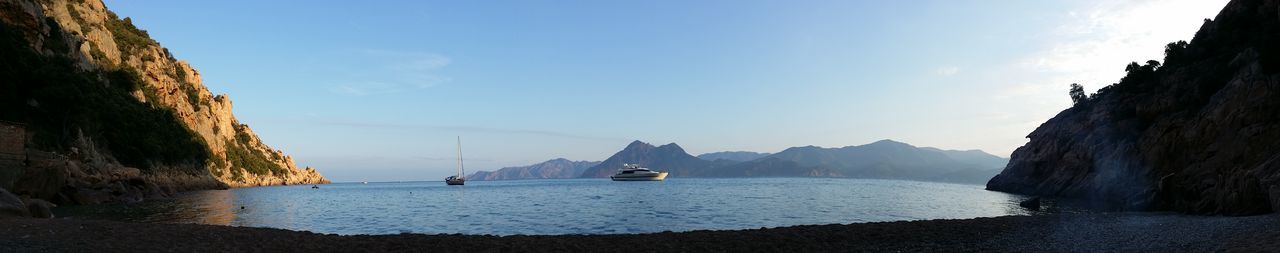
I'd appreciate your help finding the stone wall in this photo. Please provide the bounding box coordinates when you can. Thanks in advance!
[0,122,25,190]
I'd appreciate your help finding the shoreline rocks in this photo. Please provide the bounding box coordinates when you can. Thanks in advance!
[1019,197,1041,211]
[0,188,30,218]
[22,197,53,218]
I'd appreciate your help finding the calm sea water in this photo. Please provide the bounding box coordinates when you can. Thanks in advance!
[55,178,1034,235]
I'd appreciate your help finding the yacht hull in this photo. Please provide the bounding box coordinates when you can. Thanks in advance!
[610,172,668,181]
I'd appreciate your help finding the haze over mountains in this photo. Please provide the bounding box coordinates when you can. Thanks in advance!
[469,139,1008,185]
[467,159,599,181]
[696,151,772,162]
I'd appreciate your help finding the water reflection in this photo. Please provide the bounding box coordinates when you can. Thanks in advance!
[183,190,236,225]
[56,178,1042,235]
[54,189,237,225]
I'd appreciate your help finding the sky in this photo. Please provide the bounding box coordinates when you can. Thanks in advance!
[102,0,1228,182]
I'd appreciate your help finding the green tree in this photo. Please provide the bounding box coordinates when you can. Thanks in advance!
[1164,40,1189,64]
[1069,83,1087,105]
[1125,62,1143,73]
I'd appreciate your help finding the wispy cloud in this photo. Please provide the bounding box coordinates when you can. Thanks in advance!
[991,0,1227,105]
[311,120,628,142]
[327,50,454,96]
[935,66,960,76]
[1019,0,1227,92]
[975,0,1227,155]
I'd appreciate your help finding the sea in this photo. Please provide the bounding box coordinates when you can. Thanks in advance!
[53,178,1036,236]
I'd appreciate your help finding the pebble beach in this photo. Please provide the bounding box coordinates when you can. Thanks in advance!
[2,212,1275,252]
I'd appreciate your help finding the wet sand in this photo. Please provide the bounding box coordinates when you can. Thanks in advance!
[1,213,1275,252]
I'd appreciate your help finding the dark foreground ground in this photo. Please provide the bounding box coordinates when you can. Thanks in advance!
[1,213,1277,252]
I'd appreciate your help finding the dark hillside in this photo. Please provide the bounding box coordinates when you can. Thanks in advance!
[988,0,1280,215]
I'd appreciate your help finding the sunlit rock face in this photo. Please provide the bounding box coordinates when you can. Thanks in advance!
[988,0,1280,215]
[0,0,327,205]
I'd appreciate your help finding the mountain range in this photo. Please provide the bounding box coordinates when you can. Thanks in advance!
[701,140,1005,184]
[468,159,599,181]
[696,151,772,162]
[471,139,1007,185]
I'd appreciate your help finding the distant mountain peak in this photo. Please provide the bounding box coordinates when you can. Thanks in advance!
[579,140,710,178]
[625,140,654,149]
[656,142,686,152]
[867,139,912,147]
[779,145,823,153]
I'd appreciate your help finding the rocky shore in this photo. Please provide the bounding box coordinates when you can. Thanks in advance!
[1,213,1275,252]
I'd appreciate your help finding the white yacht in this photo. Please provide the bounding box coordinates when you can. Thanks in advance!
[610,164,668,181]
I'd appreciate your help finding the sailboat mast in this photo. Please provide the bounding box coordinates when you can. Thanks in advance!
[455,136,464,178]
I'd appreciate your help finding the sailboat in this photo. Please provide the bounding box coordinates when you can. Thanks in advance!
[445,136,466,185]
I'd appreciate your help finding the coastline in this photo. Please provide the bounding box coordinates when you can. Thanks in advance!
[3,213,1275,252]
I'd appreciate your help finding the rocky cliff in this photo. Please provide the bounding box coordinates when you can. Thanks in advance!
[987,0,1280,215]
[0,0,327,206]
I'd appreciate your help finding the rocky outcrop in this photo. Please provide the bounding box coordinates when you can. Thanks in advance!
[468,158,600,181]
[987,0,1280,215]
[0,0,327,206]
[0,188,30,218]
[0,187,56,218]
[39,0,327,187]
[23,197,54,218]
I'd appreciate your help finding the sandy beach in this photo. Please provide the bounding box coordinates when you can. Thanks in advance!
[1,213,1275,252]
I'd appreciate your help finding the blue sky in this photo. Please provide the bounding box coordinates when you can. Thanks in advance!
[103,0,1227,182]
